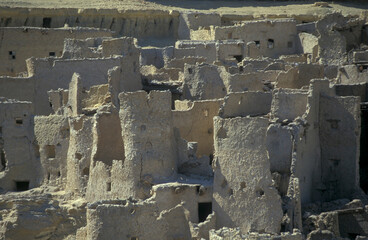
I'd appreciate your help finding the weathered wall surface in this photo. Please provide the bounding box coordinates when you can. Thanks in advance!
[119,91,177,199]
[0,100,40,191]
[213,19,298,58]
[0,27,113,76]
[213,116,283,234]
[319,95,361,201]
[34,115,70,186]
[85,200,191,240]
[173,99,223,157]
[0,8,180,41]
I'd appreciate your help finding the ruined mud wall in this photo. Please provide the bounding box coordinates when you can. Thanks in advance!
[0,8,179,41]
[0,27,113,76]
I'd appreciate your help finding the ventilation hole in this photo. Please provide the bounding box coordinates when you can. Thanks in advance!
[198,202,212,223]
[15,181,29,191]
[131,237,138,240]
[107,182,111,191]
[188,68,193,74]
[57,171,61,177]
[47,172,50,180]
[49,52,55,57]
[287,41,293,48]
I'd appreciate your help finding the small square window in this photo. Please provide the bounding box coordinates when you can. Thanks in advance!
[8,51,16,60]
[254,40,260,48]
[267,39,274,49]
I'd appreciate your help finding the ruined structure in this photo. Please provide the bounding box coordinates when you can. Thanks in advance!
[1,1,368,239]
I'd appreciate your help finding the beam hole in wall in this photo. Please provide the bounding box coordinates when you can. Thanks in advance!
[107,182,111,191]
[15,118,23,125]
[15,181,29,191]
[42,17,52,28]
[360,102,368,193]
[45,145,56,158]
[267,39,274,49]
[57,171,61,177]
[8,51,16,60]
[188,68,193,74]
[1,149,6,171]
[198,202,212,223]
[49,52,55,57]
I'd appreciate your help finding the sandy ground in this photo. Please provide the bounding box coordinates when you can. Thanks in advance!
[0,0,367,17]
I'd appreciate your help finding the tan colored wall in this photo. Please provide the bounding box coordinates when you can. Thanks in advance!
[213,116,283,233]
[214,19,298,58]
[173,99,223,157]
[0,27,113,76]
[0,100,40,191]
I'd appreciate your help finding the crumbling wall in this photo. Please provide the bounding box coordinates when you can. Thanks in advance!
[85,106,125,201]
[173,99,223,157]
[219,91,272,118]
[213,116,283,234]
[34,115,69,187]
[182,63,228,100]
[119,91,177,199]
[213,19,298,58]
[0,99,40,191]
[0,27,113,76]
[85,199,191,240]
[319,94,361,201]
[66,115,94,194]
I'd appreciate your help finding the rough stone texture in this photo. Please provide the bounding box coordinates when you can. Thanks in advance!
[213,116,283,234]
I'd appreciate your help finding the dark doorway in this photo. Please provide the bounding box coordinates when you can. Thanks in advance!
[15,181,29,191]
[42,17,52,28]
[198,202,212,222]
[360,102,368,193]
